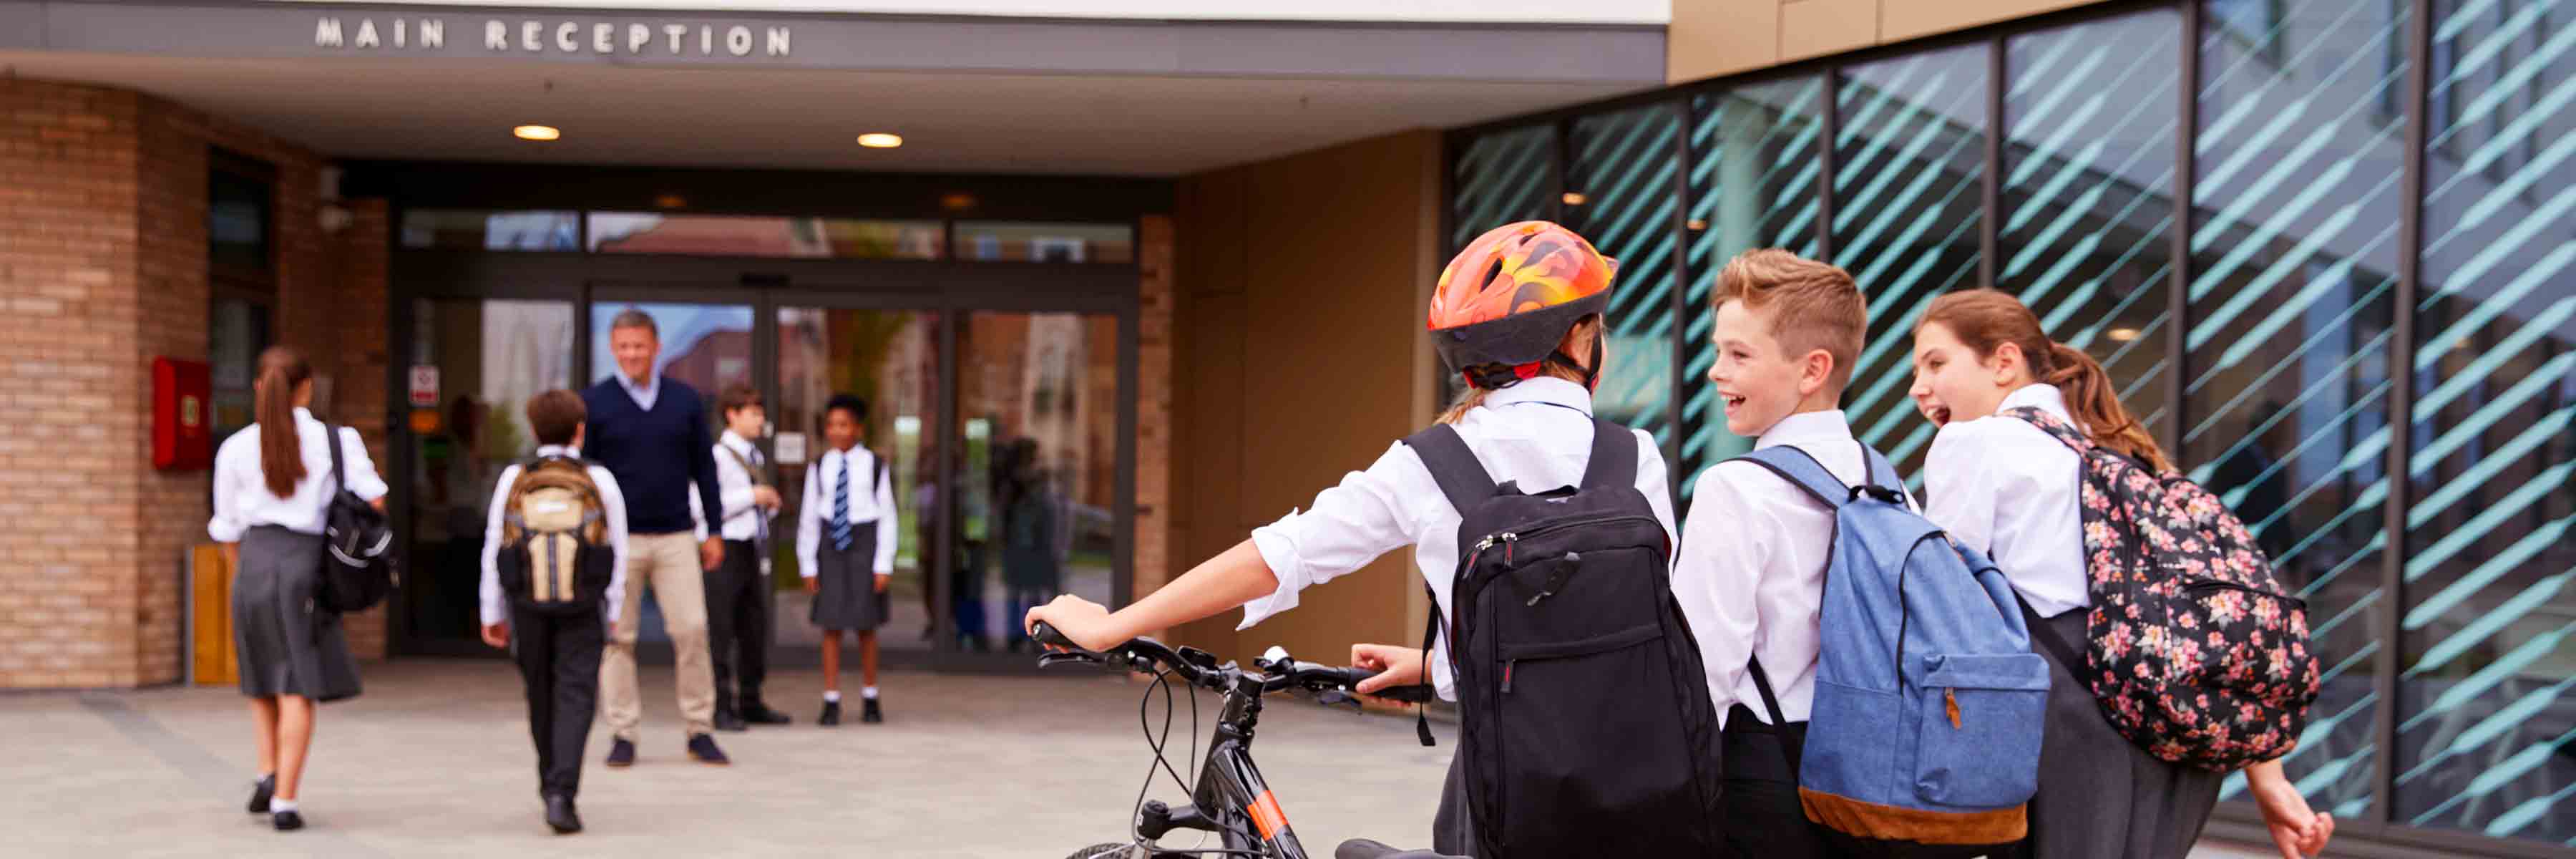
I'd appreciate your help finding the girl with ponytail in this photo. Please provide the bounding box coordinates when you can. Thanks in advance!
[208,345,386,833]
[1906,290,2330,859]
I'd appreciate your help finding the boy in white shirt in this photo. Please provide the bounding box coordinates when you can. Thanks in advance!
[796,394,899,725]
[478,389,629,835]
[1672,249,1873,859]
[697,384,791,730]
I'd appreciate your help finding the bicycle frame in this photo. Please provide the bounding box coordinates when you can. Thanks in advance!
[1141,671,1309,858]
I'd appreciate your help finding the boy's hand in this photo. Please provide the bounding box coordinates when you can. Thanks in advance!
[1350,644,1427,695]
[752,486,783,510]
[700,538,724,571]
[803,577,819,596]
[1024,595,1118,651]
[874,573,891,594]
[479,623,509,649]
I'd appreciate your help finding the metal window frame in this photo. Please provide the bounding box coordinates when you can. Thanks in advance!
[1441,0,2572,853]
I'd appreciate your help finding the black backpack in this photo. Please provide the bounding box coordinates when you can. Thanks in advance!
[317,421,395,613]
[1404,417,1724,858]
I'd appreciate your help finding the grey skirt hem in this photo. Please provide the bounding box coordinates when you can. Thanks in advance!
[809,533,889,632]
[233,526,363,702]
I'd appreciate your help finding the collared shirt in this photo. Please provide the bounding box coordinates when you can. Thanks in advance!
[1673,409,1917,729]
[1923,383,2089,618]
[690,431,773,543]
[796,445,899,577]
[1240,377,1679,702]
[616,370,660,412]
[208,407,389,542]
[479,445,630,626]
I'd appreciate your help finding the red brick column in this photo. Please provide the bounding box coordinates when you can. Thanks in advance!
[1134,215,1175,600]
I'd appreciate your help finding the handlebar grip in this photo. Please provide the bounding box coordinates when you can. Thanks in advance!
[1030,621,1080,651]
[1367,683,1439,704]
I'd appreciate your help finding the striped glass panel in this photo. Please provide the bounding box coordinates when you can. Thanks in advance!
[1679,77,1830,488]
[1450,125,1559,251]
[2191,0,2409,818]
[1994,9,2184,479]
[1835,44,1991,477]
[1568,104,1683,452]
[2396,0,2576,843]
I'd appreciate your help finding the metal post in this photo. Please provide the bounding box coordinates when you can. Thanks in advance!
[2375,0,2435,828]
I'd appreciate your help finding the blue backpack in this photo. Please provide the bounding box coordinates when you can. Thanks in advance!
[1732,444,2048,858]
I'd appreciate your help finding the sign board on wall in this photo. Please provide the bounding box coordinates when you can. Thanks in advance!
[408,365,440,407]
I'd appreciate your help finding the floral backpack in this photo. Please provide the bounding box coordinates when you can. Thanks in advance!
[2005,407,2321,771]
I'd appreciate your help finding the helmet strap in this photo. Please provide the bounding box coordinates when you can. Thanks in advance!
[1546,336,1604,392]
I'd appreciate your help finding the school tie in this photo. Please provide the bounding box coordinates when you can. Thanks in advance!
[829,457,853,551]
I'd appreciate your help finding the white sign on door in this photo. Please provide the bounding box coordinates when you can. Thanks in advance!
[407,365,440,407]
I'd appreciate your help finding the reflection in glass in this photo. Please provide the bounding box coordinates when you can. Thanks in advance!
[587,302,753,645]
[1445,125,1563,412]
[955,313,1121,652]
[2190,0,2409,819]
[1833,44,1991,478]
[773,309,939,651]
[2395,0,2576,843]
[587,213,942,259]
[400,299,573,645]
[399,210,580,251]
[954,222,1135,263]
[1568,103,1681,455]
[1682,77,1828,484]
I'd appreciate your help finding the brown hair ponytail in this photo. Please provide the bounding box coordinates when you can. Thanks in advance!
[253,346,313,498]
[1438,316,1605,424]
[1919,290,2174,473]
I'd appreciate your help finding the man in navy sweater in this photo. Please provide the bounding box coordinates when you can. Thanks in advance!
[583,309,731,767]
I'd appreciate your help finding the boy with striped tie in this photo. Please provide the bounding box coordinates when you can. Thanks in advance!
[796,394,898,725]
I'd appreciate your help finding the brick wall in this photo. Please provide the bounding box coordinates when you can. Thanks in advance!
[1133,215,1174,599]
[0,78,388,688]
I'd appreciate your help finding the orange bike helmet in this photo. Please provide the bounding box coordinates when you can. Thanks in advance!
[1429,221,1617,389]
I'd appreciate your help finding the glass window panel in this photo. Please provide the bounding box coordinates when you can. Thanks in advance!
[2190,0,2410,820]
[1681,77,1830,486]
[399,209,579,251]
[2396,0,2576,843]
[590,302,755,396]
[773,309,940,651]
[954,312,1123,651]
[1567,103,1682,454]
[1999,10,2185,464]
[399,299,573,646]
[953,222,1133,263]
[1441,124,1564,409]
[209,168,271,273]
[208,298,269,446]
[586,213,942,259]
[1834,44,1991,477]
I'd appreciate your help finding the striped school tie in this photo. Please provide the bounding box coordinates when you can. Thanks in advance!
[828,457,853,551]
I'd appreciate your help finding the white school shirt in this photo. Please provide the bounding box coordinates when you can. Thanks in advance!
[796,445,899,578]
[478,445,630,626]
[1922,383,2089,618]
[616,370,659,412]
[1674,410,1917,729]
[1241,377,1679,702]
[208,407,389,542]
[690,431,773,543]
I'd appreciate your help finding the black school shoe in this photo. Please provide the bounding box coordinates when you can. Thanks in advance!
[272,810,304,832]
[246,775,275,814]
[686,733,731,766]
[862,697,884,724]
[741,698,792,725]
[545,794,583,835]
[603,738,635,768]
[818,699,841,727]
[713,706,748,733]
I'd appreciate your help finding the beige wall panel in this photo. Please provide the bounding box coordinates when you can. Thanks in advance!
[1881,0,2107,43]
[1780,0,1881,62]
[1667,0,1783,83]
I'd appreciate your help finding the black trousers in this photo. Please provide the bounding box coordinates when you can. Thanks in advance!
[705,539,771,709]
[1722,704,1838,859]
[510,604,602,799]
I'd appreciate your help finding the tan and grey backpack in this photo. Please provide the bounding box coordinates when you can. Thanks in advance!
[496,455,615,615]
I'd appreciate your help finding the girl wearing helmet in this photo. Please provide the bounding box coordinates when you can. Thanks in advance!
[1026,221,1678,855]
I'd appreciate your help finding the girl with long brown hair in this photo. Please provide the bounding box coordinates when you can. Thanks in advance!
[207,346,386,832]
[1907,289,2331,859]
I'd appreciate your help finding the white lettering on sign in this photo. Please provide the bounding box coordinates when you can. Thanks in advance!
[318,17,793,57]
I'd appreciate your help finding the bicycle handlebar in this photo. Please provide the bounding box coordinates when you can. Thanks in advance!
[1030,622,1436,704]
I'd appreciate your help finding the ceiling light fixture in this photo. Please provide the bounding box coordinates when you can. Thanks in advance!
[1561,192,1588,205]
[513,125,560,141]
[2107,327,2142,342]
[857,132,904,149]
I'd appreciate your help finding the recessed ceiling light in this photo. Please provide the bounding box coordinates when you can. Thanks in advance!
[1685,218,1709,231]
[513,125,560,141]
[940,193,977,211]
[653,194,687,209]
[857,132,904,149]
[2107,327,2142,342]
[1562,192,1589,205]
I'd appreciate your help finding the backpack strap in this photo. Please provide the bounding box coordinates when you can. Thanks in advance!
[1860,443,1903,494]
[1400,424,1500,515]
[1578,418,1639,490]
[322,420,348,500]
[2001,405,2093,453]
[1727,446,1850,509]
[1745,656,1801,776]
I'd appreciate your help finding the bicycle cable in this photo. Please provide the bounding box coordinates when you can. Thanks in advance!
[1129,668,1268,856]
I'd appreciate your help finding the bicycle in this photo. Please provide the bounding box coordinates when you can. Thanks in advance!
[1029,622,1464,859]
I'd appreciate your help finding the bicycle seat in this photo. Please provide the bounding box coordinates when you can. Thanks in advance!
[1334,838,1468,859]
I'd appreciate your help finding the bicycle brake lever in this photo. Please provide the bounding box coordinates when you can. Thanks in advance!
[1315,689,1366,712]
[1038,651,1105,669]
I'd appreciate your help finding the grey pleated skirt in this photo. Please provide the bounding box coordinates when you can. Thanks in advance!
[2015,607,2221,859]
[809,530,887,632]
[232,526,362,702]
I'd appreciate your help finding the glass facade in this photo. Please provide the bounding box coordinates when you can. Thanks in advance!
[1445,0,2575,849]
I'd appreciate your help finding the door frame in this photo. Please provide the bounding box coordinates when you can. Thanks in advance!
[389,251,1141,673]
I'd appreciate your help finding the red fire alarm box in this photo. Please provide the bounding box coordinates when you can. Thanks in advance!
[154,357,213,471]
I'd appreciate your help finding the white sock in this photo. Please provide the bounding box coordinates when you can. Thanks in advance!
[270,799,298,814]
[824,690,841,703]
[861,686,879,700]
